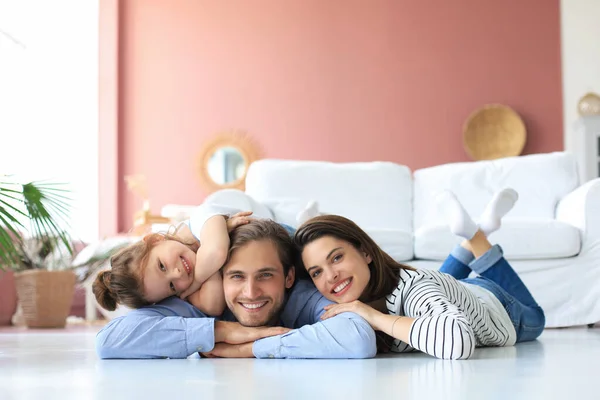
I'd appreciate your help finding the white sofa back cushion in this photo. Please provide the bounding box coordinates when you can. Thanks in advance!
[245,159,414,260]
[413,152,581,260]
[415,220,581,264]
[414,152,580,229]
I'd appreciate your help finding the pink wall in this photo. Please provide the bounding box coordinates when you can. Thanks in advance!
[101,0,562,234]
[98,0,119,238]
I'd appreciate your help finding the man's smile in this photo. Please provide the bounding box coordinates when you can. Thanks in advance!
[239,301,268,311]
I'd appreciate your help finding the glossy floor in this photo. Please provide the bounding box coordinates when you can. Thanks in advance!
[0,325,598,400]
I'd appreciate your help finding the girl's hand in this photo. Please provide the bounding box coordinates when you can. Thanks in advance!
[321,300,380,325]
[226,211,253,232]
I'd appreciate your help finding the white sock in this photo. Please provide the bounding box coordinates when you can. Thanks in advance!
[436,190,479,240]
[296,200,320,225]
[478,188,519,236]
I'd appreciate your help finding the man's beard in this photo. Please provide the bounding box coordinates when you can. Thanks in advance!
[230,295,286,327]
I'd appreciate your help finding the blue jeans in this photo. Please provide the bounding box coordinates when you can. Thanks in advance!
[439,245,545,343]
[280,223,296,237]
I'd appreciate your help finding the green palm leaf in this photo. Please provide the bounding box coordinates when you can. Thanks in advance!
[0,180,72,269]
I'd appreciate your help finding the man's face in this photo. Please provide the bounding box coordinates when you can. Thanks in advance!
[222,240,295,327]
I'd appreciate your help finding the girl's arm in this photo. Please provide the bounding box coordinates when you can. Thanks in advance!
[179,210,251,299]
[186,272,226,317]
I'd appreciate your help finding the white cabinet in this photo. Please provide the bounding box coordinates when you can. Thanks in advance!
[573,116,600,183]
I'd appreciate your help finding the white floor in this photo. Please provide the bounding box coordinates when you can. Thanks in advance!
[0,325,598,400]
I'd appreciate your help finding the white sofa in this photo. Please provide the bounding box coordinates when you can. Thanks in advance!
[205,152,600,328]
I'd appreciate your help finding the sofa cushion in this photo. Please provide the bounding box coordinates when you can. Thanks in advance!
[414,219,581,262]
[246,159,413,230]
[246,159,415,259]
[413,152,580,233]
[367,229,414,262]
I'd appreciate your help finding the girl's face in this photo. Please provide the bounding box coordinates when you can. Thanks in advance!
[300,236,372,304]
[142,239,196,303]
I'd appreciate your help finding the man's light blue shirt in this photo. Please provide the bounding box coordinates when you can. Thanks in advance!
[96,280,377,359]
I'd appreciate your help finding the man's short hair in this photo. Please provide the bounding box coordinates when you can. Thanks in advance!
[227,219,296,275]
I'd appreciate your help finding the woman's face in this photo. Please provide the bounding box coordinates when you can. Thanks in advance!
[142,239,196,303]
[300,236,371,304]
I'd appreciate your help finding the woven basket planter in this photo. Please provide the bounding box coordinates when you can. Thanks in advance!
[0,270,17,326]
[463,104,526,161]
[14,270,76,328]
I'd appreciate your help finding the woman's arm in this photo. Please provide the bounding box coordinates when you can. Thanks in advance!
[186,272,226,317]
[321,284,476,360]
[320,301,415,344]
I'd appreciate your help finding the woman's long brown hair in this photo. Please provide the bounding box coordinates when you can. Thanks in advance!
[293,215,414,302]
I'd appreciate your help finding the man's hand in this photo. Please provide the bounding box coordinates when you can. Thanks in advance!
[226,211,253,233]
[214,321,290,344]
[201,342,254,358]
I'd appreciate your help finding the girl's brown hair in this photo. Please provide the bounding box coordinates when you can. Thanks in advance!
[92,232,196,311]
[293,215,414,302]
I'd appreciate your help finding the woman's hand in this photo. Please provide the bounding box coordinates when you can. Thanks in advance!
[226,211,253,232]
[321,300,381,326]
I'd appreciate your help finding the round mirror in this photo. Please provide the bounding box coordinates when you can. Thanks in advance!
[207,146,246,185]
[197,131,261,193]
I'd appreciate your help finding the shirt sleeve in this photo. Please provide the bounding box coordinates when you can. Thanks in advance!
[402,277,476,360]
[95,299,216,359]
[187,204,239,240]
[252,281,377,359]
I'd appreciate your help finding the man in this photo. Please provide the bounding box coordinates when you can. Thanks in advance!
[96,219,377,359]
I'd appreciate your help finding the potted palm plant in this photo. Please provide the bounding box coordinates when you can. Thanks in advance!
[0,177,75,328]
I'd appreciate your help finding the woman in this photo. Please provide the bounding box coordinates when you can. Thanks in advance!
[293,189,545,360]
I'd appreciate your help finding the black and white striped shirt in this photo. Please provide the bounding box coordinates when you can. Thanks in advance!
[386,268,516,360]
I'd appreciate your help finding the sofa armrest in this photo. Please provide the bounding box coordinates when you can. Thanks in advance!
[556,178,600,242]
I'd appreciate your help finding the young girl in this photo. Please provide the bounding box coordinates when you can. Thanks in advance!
[294,189,545,360]
[93,207,254,315]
